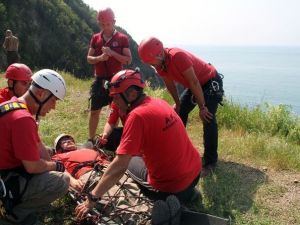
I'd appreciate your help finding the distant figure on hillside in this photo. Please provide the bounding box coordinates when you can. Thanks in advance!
[2,30,20,67]
[85,7,132,147]
[138,37,224,176]
[0,63,32,104]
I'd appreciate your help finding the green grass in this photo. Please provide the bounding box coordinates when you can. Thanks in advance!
[1,72,300,224]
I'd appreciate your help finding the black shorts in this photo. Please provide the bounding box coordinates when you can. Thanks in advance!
[90,77,112,111]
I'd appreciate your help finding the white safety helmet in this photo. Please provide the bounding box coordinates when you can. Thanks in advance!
[32,69,66,100]
[54,133,75,151]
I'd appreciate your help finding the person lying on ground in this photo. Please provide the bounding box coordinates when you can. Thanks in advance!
[52,134,152,223]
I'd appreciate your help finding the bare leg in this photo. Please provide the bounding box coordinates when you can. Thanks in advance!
[89,109,101,140]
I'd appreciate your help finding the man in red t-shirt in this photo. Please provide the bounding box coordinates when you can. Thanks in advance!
[0,69,69,224]
[86,7,132,146]
[0,63,32,104]
[75,69,201,219]
[138,37,224,174]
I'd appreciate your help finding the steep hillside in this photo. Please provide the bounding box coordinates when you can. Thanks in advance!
[0,0,161,85]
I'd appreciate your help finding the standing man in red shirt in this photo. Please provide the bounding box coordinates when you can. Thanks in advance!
[75,69,201,219]
[0,63,32,104]
[86,7,132,146]
[0,69,69,225]
[138,37,224,174]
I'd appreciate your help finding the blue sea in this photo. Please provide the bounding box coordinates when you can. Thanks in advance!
[180,45,300,115]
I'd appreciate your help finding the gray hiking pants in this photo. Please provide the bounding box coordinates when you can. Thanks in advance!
[1,171,69,225]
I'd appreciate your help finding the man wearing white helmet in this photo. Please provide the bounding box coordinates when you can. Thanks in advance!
[0,69,69,225]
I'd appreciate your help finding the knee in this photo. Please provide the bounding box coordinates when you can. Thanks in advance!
[53,172,70,196]
[60,173,70,194]
[90,109,101,117]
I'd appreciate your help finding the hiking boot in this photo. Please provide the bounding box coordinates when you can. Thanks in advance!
[151,200,170,225]
[189,188,201,203]
[22,213,39,225]
[166,195,181,225]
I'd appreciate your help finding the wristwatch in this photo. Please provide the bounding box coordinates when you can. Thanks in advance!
[87,192,101,202]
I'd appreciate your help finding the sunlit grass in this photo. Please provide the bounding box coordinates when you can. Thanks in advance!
[1,71,300,225]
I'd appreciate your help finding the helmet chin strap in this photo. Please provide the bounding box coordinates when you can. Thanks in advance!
[8,80,18,97]
[120,92,145,112]
[155,54,167,71]
[29,90,53,121]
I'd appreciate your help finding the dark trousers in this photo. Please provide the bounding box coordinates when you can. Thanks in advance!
[6,51,19,67]
[127,156,200,204]
[104,127,123,152]
[179,73,224,166]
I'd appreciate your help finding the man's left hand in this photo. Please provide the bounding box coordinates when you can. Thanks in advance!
[199,106,213,123]
[102,47,114,57]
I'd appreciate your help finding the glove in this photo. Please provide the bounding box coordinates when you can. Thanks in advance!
[55,161,65,172]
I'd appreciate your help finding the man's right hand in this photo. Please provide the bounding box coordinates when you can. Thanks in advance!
[97,134,108,147]
[98,53,109,62]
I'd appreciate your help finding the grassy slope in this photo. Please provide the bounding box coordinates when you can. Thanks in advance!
[1,72,299,225]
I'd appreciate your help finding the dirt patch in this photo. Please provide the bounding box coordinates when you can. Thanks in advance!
[256,168,300,224]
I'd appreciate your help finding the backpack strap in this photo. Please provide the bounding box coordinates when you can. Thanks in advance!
[0,102,27,117]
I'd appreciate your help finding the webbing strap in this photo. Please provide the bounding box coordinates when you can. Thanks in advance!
[0,102,27,117]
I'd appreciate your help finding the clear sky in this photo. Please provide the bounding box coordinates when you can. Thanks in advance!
[83,0,300,46]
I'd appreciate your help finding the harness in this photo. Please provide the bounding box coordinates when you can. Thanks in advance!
[0,102,27,117]
[201,72,225,105]
[0,168,33,220]
[70,160,100,178]
[0,102,32,220]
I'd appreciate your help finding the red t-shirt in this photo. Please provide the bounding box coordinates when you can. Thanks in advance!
[0,87,13,104]
[107,102,127,126]
[117,97,201,193]
[0,98,40,169]
[52,149,110,179]
[156,48,217,87]
[90,31,129,78]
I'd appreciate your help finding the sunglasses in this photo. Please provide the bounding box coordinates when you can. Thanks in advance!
[104,68,141,90]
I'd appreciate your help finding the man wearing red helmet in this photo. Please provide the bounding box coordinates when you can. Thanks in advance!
[86,7,132,146]
[138,37,224,175]
[75,69,201,219]
[0,63,32,104]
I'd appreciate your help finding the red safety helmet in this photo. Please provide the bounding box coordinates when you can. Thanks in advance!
[5,63,32,81]
[138,37,164,64]
[108,69,145,96]
[97,7,115,22]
